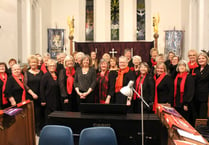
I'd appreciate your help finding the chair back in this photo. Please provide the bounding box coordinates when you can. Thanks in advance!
[39,125,74,145]
[79,127,118,145]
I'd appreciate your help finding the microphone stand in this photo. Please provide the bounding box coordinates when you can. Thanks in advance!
[120,80,150,145]
[132,84,149,145]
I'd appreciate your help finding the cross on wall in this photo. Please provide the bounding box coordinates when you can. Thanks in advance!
[109,48,117,57]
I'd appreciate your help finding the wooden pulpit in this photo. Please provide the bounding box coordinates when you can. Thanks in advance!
[0,100,36,145]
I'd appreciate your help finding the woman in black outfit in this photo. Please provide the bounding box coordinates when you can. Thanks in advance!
[153,62,173,113]
[168,55,179,79]
[59,55,76,111]
[110,56,135,107]
[195,52,209,119]
[133,62,155,113]
[95,59,111,104]
[173,60,194,122]
[40,59,60,123]
[24,55,43,135]
[5,64,26,106]
[74,55,96,110]
[132,55,142,78]
[0,62,9,109]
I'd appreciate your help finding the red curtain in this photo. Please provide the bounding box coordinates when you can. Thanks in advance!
[75,41,154,62]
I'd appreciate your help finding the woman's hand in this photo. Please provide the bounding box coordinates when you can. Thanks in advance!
[183,105,188,111]
[64,99,69,104]
[32,93,38,100]
[105,95,111,104]
[9,97,16,106]
[41,102,46,106]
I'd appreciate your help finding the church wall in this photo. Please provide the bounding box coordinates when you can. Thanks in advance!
[181,0,190,59]
[0,0,18,64]
[148,0,182,55]
[40,0,52,55]
[50,0,85,54]
[1,0,208,63]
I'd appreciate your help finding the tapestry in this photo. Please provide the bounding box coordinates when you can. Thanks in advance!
[165,30,184,56]
[47,29,65,59]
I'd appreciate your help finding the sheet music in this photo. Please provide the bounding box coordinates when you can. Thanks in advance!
[176,128,207,144]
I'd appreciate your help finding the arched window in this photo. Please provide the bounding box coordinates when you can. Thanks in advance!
[85,0,94,41]
[137,0,145,40]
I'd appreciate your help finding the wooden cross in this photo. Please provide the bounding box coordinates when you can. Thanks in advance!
[109,48,117,57]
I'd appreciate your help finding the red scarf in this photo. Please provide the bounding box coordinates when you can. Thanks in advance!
[41,63,47,74]
[51,73,57,80]
[66,67,75,95]
[0,73,8,104]
[129,67,134,71]
[151,58,157,66]
[188,61,198,76]
[174,72,188,107]
[133,74,147,100]
[153,73,166,113]
[12,74,26,102]
[115,67,129,92]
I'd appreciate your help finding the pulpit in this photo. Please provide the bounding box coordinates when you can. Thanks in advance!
[157,104,209,145]
[75,41,154,62]
[0,100,36,145]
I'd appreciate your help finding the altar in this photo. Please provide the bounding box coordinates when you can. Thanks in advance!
[75,41,154,62]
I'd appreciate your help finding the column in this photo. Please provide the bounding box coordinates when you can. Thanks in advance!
[197,0,205,52]
[94,0,111,41]
[120,0,136,41]
[21,0,32,63]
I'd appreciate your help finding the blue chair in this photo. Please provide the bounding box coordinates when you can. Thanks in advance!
[79,127,118,145]
[39,125,74,145]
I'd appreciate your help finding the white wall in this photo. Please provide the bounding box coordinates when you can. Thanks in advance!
[50,0,85,54]
[40,0,52,55]
[0,0,18,64]
[1,0,208,63]
[148,0,182,54]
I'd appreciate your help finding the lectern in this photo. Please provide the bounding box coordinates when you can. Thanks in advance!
[0,100,36,145]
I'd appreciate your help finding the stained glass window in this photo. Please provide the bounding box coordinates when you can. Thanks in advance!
[111,0,119,40]
[86,0,94,41]
[137,0,145,40]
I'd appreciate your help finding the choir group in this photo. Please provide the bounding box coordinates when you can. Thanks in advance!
[0,48,209,135]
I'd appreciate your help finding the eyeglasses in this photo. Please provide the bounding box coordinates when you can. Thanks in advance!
[188,54,196,57]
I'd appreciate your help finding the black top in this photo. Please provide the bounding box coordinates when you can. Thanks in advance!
[165,60,172,71]
[24,71,43,101]
[128,59,134,68]
[56,63,64,76]
[140,74,155,104]
[74,67,96,92]
[5,76,24,104]
[168,64,178,79]
[174,74,194,107]
[156,75,173,104]
[0,79,4,108]
[108,70,118,98]
[40,72,60,110]
[195,64,209,102]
